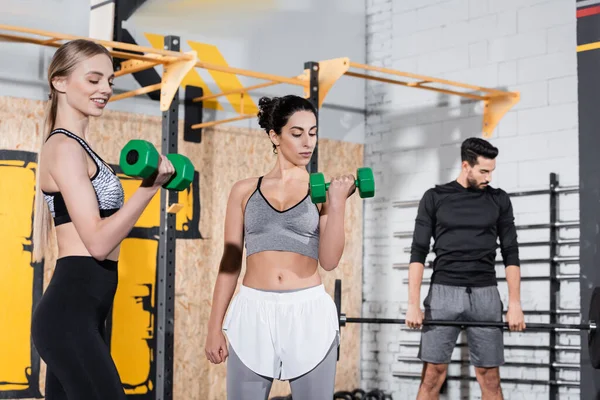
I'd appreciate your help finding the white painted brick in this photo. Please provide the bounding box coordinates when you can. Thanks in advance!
[417,45,470,76]
[490,159,519,190]
[365,0,579,394]
[517,104,578,136]
[392,10,418,36]
[367,10,391,25]
[517,0,576,34]
[496,10,519,37]
[488,30,547,63]
[469,41,488,67]
[512,80,548,110]
[489,0,556,13]
[498,60,518,86]
[442,63,499,88]
[367,0,392,14]
[549,75,577,105]
[366,17,392,34]
[442,14,497,47]
[547,22,576,53]
[469,0,490,18]
[367,0,391,7]
[392,28,442,58]
[416,0,469,31]
[497,111,518,138]
[517,156,578,189]
[519,51,576,84]
[393,0,447,13]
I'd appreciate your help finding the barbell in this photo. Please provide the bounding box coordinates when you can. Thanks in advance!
[333,279,600,369]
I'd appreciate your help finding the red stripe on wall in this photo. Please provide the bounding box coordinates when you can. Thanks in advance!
[578,5,600,18]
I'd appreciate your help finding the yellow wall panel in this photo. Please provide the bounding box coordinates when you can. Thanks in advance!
[0,155,41,398]
[111,237,158,395]
[120,177,161,229]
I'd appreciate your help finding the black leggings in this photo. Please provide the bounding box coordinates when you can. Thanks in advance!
[31,256,126,400]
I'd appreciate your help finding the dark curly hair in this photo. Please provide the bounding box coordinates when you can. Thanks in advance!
[461,137,499,166]
[257,95,317,153]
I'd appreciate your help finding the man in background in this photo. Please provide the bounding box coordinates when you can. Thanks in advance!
[406,137,525,400]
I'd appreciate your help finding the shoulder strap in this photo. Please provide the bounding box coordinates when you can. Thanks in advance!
[257,176,263,189]
[46,128,103,168]
[46,129,92,153]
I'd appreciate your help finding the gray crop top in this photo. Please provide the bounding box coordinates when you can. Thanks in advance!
[42,128,125,226]
[244,176,320,260]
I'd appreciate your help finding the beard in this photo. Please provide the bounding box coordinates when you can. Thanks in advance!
[467,176,486,190]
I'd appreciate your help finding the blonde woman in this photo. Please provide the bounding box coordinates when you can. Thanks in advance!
[30,39,173,399]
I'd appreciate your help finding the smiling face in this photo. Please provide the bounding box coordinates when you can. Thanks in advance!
[51,53,114,118]
[269,110,317,167]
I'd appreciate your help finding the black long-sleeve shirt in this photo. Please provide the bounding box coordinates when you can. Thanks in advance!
[410,180,520,287]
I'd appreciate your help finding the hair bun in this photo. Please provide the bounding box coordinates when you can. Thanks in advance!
[257,96,279,132]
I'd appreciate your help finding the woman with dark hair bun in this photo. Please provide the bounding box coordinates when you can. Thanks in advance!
[205,94,356,399]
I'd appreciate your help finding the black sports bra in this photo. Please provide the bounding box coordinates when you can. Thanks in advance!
[42,129,125,226]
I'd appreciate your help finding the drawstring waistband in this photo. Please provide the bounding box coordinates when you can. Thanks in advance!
[466,287,472,307]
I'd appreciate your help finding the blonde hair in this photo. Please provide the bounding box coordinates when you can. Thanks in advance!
[32,39,112,262]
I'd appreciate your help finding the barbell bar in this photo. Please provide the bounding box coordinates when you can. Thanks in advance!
[334,279,600,369]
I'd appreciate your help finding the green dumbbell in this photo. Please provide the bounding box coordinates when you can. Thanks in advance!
[163,153,194,191]
[309,167,375,204]
[119,139,194,192]
[119,139,160,179]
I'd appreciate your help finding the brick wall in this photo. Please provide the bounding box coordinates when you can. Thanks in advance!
[362,0,580,398]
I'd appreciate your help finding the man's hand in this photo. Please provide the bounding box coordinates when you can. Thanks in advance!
[406,304,424,329]
[506,302,526,331]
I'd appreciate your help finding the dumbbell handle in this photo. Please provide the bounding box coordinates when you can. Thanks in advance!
[324,179,359,190]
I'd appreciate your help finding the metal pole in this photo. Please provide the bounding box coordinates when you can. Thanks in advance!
[549,172,559,400]
[304,61,319,174]
[155,34,179,400]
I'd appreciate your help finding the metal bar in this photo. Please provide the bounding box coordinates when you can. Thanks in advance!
[341,315,593,331]
[114,60,162,78]
[392,309,581,317]
[305,61,319,174]
[398,341,581,352]
[109,82,162,102]
[190,114,255,130]
[516,221,579,230]
[192,80,282,102]
[392,373,580,387]
[344,71,487,101]
[0,24,185,59]
[0,24,308,90]
[334,279,341,362]
[155,35,178,400]
[348,61,509,95]
[396,357,581,369]
[549,173,559,400]
[195,60,306,87]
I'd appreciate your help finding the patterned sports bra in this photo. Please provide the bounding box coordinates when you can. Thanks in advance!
[42,129,125,226]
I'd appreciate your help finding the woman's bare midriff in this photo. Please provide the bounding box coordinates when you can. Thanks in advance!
[242,251,322,291]
[55,223,120,262]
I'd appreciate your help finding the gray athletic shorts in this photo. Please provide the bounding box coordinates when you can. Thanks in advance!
[418,284,505,368]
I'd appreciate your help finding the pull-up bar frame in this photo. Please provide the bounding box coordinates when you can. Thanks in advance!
[0,24,519,139]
